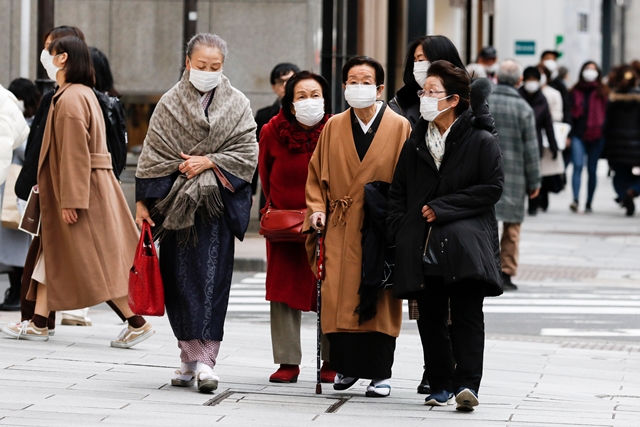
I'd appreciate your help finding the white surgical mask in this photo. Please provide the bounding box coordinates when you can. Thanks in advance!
[16,100,25,114]
[543,60,558,80]
[293,98,325,127]
[420,94,452,122]
[582,68,599,83]
[413,61,430,88]
[524,81,540,94]
[485,63,499,75]
[539,73,548,87]
[189,66,223,92]
[344,84,378,109]
[40,49,60,81]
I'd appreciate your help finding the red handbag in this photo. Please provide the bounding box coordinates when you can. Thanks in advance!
[259,199,306,242]
[128,221,165,316]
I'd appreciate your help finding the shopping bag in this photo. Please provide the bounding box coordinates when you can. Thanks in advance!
[128,221,165,316]
[1,164,22,229]
[18,185,41,236]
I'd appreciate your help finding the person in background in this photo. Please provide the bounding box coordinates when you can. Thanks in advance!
[568,61,608,213]
[488,60,540,291]
[518,67,558,216]
[0,79,30,311]
[136,33,257,393]
[56,46,127,328]
[0,79,40,312]
[305,56,411,398]
[252,63,300,209]
[1,36,154,347]
[540,50,570,123]
[603,65,640,216]
[259,71,335,384]
[388,59,503,412]
[14,25,86,333]
[475,46,498,83]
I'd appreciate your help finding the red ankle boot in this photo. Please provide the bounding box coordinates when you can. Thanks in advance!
[320,361,337,383]
[269,364,300,383]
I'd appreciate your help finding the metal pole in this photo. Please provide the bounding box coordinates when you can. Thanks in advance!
[20,0,31,78]
[465,0,472,64]
[601,0,613,75]
[182,0,198,70]
[36,0,54,93]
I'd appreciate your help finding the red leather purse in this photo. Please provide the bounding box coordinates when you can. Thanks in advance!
[128,221,165,316]
[259,199,306,242]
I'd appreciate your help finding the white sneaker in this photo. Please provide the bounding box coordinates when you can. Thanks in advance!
[60,308,92,326]
[110,322,155,348]
[196,361,219,393]
[1,320,49,341]
[171,361,196,387]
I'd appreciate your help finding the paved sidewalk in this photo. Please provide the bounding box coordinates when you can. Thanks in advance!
[2,166,640,426]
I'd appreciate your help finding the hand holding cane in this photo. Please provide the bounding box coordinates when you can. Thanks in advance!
[315,218,324,394]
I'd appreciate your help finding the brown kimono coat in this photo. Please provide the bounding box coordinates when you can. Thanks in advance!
[29,82,138,311]
[305,106,411,336]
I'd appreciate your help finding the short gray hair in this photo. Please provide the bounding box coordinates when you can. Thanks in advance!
[186,33,228,61]
[497,59,523,86]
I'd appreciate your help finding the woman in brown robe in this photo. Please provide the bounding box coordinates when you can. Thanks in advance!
[305,56,411,397]
[1,36,153,348]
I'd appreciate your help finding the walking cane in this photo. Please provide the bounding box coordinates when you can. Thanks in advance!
[315,221,325,395]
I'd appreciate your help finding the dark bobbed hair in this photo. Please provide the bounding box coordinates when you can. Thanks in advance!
[90,47,119,97]
[523,66,541,81]
[270,63,301,85]
[426,60,470,116]
[613,64,638,93]
[342,56,384,85]
[8,78,41,118]
[49,36,95,88]
[401,36,467,91]
[574,60,608,97]
[43,26,85,45]
[281,71,331,123]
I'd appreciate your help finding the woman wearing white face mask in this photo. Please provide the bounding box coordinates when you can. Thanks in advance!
[388,60,503,411]
[518,66,558,215]
[568,61,608,213]
[257,71,335,384]
[136,33,258,393]
[305,56,411,397]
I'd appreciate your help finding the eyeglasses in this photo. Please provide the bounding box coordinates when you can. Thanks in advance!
[417,89,446,98]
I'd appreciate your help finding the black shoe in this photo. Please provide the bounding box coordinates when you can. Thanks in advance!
[569,201,578,212]
[0,288,20,311]
[417,369,431,394]
[623,194,635,216]
[501,272,518,291]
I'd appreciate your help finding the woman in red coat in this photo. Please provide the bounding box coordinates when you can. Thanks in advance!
[259,71,335,383]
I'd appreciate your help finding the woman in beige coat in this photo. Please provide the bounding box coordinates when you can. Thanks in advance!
[1,36,154,347]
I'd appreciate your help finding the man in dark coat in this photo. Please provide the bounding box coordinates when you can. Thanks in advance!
[488,60,541,291]
[251,63,299,204]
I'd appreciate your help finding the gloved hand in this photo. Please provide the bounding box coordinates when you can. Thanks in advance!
[310,212,326,230]
[551,148,558,160]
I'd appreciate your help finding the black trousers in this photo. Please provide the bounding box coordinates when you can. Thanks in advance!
[415,280,485,393]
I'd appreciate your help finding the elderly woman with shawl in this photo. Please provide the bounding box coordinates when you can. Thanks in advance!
[135,33,257,394]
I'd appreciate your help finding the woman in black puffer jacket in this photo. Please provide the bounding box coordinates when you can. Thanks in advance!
[387,60,503,412]
[603,65,640,216]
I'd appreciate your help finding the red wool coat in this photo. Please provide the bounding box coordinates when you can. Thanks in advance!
[259,110,329,312]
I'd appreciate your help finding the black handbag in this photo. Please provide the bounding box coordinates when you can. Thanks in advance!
[422,225,442,276]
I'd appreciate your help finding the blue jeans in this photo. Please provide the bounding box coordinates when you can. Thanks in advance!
[571,137,604,205]
[612,165,640,199]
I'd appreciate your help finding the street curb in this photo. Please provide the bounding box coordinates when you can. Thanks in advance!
[233,257,266,272]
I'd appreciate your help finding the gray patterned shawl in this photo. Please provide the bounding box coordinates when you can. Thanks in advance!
[136,71,258,233]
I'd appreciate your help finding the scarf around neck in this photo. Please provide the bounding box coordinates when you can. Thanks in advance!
[571,81,607,141]
[272,109,328,153]
[136,70,258,235]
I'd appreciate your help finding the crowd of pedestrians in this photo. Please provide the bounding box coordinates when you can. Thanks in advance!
[1,24,640,414]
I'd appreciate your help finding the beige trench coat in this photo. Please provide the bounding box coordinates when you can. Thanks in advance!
[304,106,411,336]
[28,83,138,311]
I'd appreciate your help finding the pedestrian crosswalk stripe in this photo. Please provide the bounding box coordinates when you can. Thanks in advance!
[540,329,640,337]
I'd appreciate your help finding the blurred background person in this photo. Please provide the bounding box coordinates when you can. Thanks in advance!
[540,50,570,123]
[518,66,558,216]
[0,80,31,311]
[259,71,335,384]
[488,60,540,292]
[568,61,608,213]
[603,65,640,216]
[475,46,498,83]
[252,63,299,210]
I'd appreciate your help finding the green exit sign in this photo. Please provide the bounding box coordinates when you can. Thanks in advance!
[515,40,536,55]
